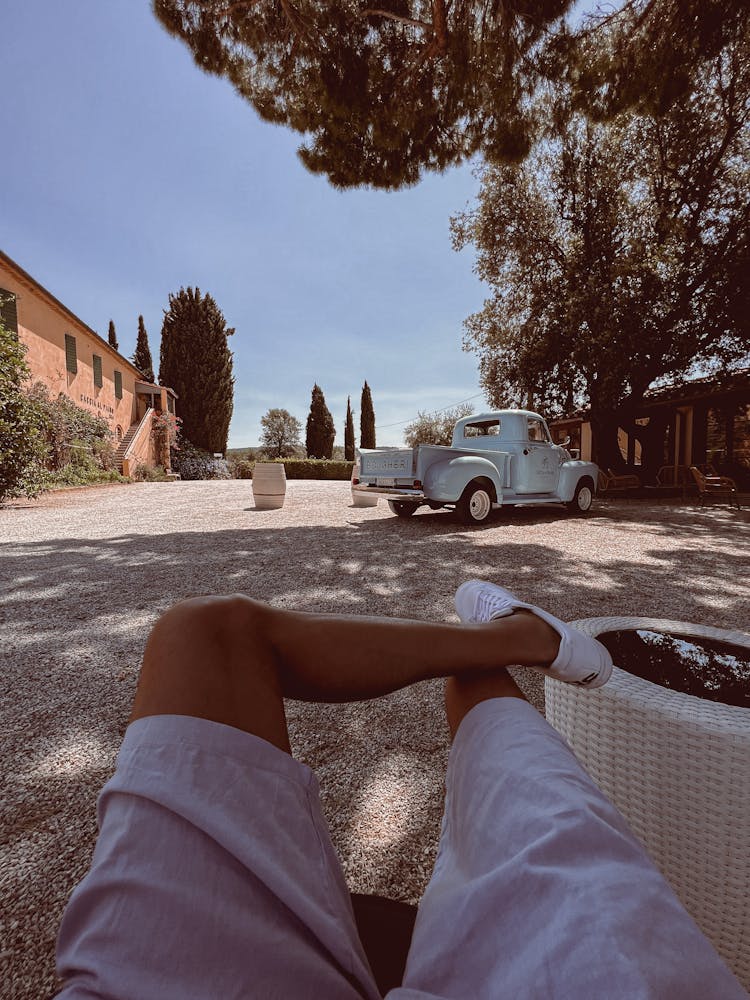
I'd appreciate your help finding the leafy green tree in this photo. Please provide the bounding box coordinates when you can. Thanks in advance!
[344,396,355,462]
[132,315,155,382]
[0,322,49,503]
[305,384,335,458]
[151,0,748,190]
[360,381,376,449]
[159,288,235,454]
[108,320,119,351]
[261,407,302,458]
[404,403,474,447]
[452,43,750,471]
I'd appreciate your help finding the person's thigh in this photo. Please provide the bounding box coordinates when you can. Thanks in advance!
[57,715,380,1000]
[391,698,746,1000]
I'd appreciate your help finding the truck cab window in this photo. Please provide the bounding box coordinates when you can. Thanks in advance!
[464,420,500,438]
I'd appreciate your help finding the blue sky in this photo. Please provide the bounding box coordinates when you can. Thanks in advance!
[2,1,488,448]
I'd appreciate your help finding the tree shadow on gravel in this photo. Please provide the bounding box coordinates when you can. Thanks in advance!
[2,512,749,999]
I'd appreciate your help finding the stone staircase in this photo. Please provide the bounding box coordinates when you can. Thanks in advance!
[114,423,141,473]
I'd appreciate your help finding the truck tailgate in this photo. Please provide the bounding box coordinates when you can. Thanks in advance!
[359,449,415,481]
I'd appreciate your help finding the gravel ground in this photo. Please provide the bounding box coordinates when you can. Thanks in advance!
[2,480,749,998]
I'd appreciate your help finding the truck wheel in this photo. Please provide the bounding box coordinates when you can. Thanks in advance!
[567,478,594,514]
[457,483,494,524]
[388,500,416,517]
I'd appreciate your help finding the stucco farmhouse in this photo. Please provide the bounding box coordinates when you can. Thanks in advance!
[0,249,176,475]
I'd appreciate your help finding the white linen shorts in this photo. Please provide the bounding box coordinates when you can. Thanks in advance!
[56,699,746,999]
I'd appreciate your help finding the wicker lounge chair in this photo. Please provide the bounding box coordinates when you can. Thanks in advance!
[689,466,741,509]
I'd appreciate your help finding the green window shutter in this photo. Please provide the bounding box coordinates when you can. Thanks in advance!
[93,354,103,387]
[65,334,78,374]
[114,370,123,399]
[0,287,18,337]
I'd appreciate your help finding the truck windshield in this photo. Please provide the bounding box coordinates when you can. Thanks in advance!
[464,420,500,437]
[527,418,551,442]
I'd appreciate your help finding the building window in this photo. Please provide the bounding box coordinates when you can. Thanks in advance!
[0,287,18,337]
[114,370,123,399]
[65,333,78,374]
[93,354,103,388]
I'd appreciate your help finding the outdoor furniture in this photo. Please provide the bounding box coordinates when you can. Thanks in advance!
[598,468,641,492]
[655,464,691,487]
[689,466,741,509]
[545,617,750,991]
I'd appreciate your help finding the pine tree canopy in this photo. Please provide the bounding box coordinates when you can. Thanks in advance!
[151,0,748,189]
[132,316,155,383]
[360,381,376,448]
[344,396,355,462]
[108,320,119,351]
[305,383,335,458]
[159,287,235,454]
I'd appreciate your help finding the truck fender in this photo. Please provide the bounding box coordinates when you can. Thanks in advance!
[557,462,599,501]
[424,455,504,504]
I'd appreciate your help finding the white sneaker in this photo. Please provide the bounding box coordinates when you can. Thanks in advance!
[454,580,613,688]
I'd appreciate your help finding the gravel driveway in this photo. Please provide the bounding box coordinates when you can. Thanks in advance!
[2,480,749,998]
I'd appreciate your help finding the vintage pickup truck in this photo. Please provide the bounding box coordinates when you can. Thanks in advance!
[352,409,599,524]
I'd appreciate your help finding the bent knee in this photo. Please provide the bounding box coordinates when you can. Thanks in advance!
[147,594,271,658]
[133,595,288,748]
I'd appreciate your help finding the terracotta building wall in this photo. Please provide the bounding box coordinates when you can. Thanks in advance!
[0,258,139,439]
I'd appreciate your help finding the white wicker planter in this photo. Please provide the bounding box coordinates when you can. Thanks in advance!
[545,617,750,991]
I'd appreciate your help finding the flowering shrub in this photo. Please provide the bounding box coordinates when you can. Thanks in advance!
[152,410,181,448]
[27,382,113,470]
[151,410,182,468]
[170,438,230,480]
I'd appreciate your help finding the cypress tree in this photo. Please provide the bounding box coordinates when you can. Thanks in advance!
[360,381,376,449]
[344,396,355,462]
[108,320,119,351]
[305,384,335,459]
[132,315,155,382]
[159,287,235,454]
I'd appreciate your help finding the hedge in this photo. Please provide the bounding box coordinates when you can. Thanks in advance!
[248,459,354,481]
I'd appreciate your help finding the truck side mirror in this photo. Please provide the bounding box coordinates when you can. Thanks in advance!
[561,435,571,447]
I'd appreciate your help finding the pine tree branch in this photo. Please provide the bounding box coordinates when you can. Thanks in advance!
[194,0,258,20]
[360,9,434,33]
[432,0,448,54]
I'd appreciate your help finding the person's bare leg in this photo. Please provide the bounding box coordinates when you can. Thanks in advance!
[444,667,528,741]
[130,595,558,752]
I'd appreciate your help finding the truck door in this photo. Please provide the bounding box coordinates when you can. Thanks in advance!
[515,417,562,493]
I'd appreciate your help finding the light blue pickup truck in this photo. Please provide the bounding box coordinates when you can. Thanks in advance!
[352,409,599,524]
